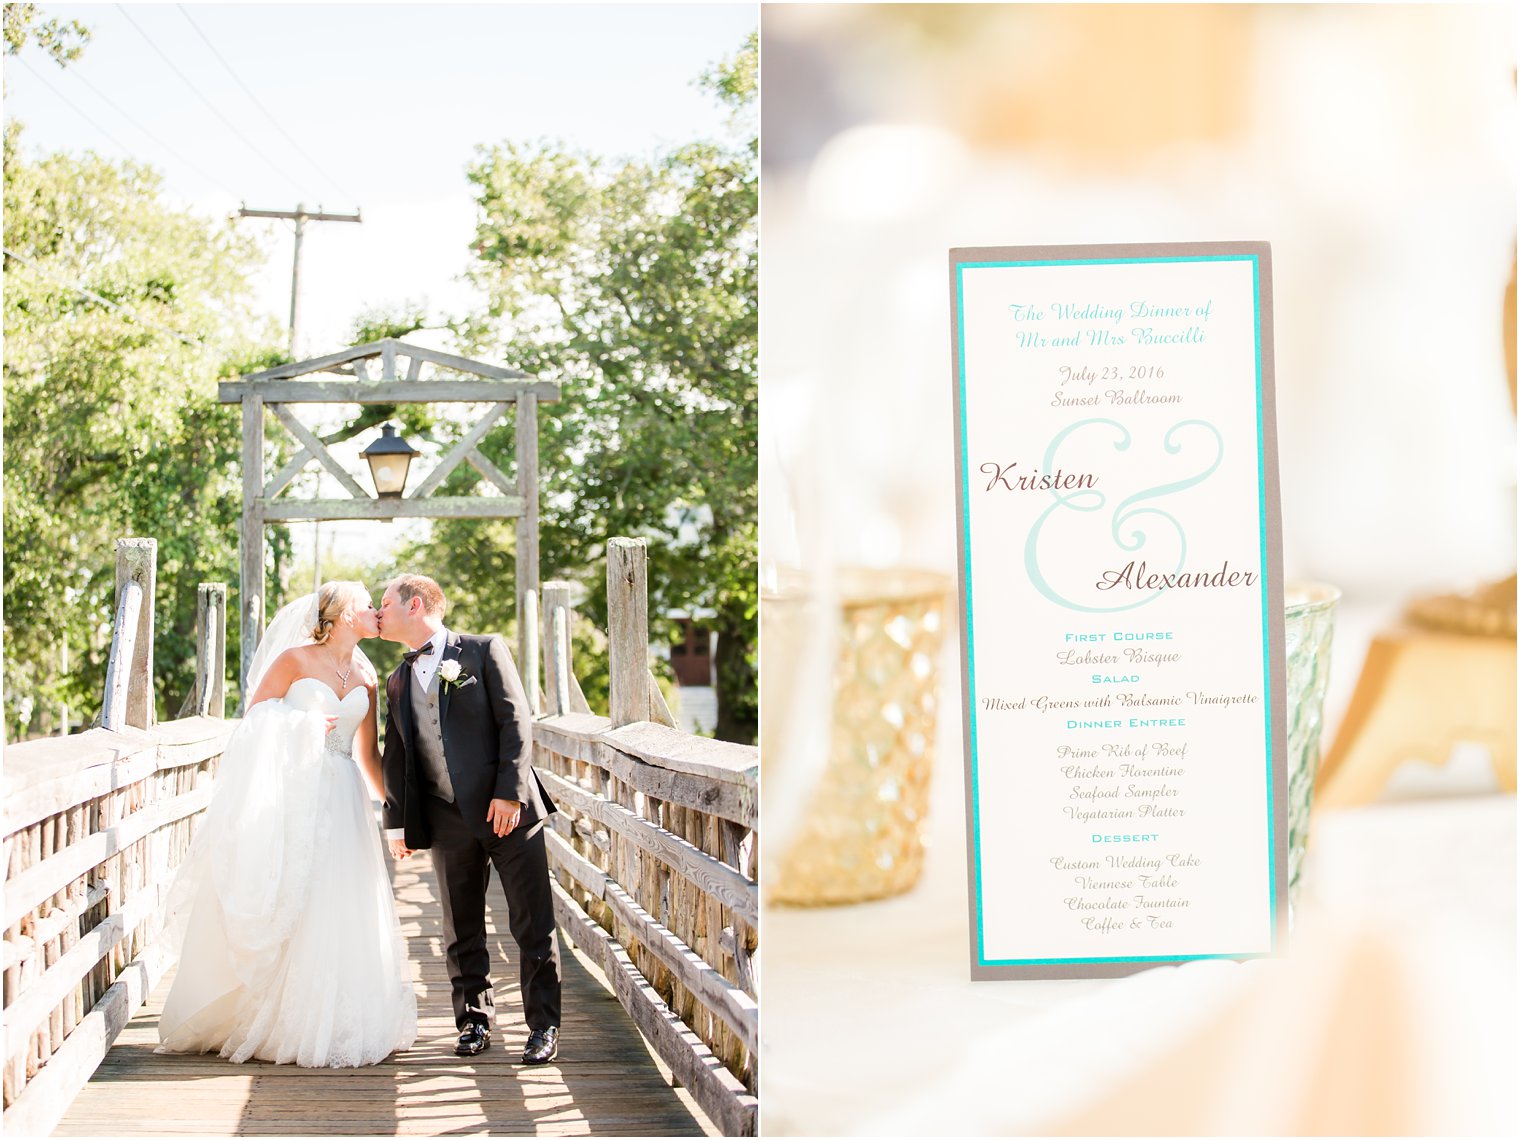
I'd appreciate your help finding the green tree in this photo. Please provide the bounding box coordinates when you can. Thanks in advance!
[427,34,757,741]
[4,4,91,66]
[3,124,278,738]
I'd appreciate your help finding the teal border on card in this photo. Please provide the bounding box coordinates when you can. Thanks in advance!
[1252,254,1277,949]
[954,251,1274,969]
[955,272,988,941]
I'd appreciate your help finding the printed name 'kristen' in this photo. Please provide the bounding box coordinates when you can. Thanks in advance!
[981,462,1097,493]
[1095,560,1258,592]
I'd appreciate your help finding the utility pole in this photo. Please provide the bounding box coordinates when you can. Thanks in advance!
[237,204,362,356]
[238,204,362,592]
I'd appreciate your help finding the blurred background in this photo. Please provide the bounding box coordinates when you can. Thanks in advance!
[759,3,1515,1135]
[4,5,757,744]
[762,2,1513,592]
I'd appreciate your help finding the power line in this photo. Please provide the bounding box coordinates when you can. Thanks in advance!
[3,247,203,348]
[113,4,310,200]
[17,53,298,247]
[59,60,247,200]
[11,54,140,161]
[176,4,360,209]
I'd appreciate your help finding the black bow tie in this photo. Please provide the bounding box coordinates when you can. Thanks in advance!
[402,640,435,666]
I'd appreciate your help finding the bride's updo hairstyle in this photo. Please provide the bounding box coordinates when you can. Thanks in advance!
[310,581,369,645]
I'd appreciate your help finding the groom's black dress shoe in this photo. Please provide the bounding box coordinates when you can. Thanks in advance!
[521,1026,558,1065]
[455,1022,490,1057]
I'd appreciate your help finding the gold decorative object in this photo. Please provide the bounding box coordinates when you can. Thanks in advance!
[768,569,951,906]
[1406,574,1516,638]
[1316,619,1517,810]
[1404,251,1518,640]
[1319,249,1518,805]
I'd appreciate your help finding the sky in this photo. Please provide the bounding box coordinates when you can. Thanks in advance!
[4,1,757,354]
[4,2,756,580]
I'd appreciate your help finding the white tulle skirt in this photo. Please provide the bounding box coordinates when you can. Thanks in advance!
[156,701,417,1067]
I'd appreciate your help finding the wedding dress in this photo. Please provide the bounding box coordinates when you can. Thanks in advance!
[156,676,417,1067]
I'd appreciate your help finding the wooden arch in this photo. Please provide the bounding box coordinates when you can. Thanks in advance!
[218,337,560,704]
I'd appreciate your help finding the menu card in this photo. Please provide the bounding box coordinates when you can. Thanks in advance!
[949,243,1287,979]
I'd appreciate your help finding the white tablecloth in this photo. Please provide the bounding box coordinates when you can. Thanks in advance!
[761,642,1517,1136]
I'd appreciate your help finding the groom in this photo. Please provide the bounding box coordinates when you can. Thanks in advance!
[377,574,562,1064]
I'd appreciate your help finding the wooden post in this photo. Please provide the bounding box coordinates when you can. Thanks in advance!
[543,581,574,717]
[101,582,140,733]
[239,395,265,704]
[102,539,155,732]
[522,587,540,716]
[607,538,649,728]
[119,538,156,730]
[59,640,70,737]
[515,394,541,685]
[183,585,210,718]
[194,584,227,718]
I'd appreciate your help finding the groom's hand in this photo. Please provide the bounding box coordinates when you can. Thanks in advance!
[486,798,521,837]
[388,838,412,860]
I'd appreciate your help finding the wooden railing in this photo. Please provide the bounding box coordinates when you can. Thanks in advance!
[2,535,758,1137]
[535,538,760,1136]
[2,539,232,1137]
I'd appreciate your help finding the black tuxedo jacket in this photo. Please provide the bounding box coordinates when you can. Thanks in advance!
[381,631,554,849]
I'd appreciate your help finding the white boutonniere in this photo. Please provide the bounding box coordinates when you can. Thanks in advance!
[437,660,475,690]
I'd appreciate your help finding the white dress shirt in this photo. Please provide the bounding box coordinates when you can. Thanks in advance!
[410,627,449,691]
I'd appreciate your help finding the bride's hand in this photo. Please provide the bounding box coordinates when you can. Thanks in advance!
[324,714,340,732]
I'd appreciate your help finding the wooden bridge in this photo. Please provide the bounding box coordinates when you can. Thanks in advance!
[3,539,758,1137]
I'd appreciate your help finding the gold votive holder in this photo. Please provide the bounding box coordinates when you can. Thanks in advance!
[767,567,952,906]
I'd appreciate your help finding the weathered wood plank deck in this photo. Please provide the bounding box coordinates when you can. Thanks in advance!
[51,845,714,1137]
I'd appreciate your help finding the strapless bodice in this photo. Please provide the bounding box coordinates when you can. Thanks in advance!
[285,677,369,757]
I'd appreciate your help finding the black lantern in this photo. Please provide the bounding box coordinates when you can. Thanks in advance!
[360,423,421,498]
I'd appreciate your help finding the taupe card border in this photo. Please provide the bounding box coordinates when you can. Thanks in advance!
[948,241,1287,981]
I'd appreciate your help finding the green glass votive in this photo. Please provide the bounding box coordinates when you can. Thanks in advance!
[1284,582,1341,907]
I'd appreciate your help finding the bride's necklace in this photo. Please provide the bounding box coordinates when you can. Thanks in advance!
[327,649,354,691]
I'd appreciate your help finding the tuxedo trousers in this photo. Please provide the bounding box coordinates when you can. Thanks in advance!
[424,794,562,1032]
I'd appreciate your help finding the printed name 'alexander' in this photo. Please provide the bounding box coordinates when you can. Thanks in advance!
[1095,560,1258,592]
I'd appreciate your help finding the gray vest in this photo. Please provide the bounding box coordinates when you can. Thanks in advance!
[411,663,456,802]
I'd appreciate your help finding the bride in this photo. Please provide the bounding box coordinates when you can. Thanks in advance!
[156,581,417,1067]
